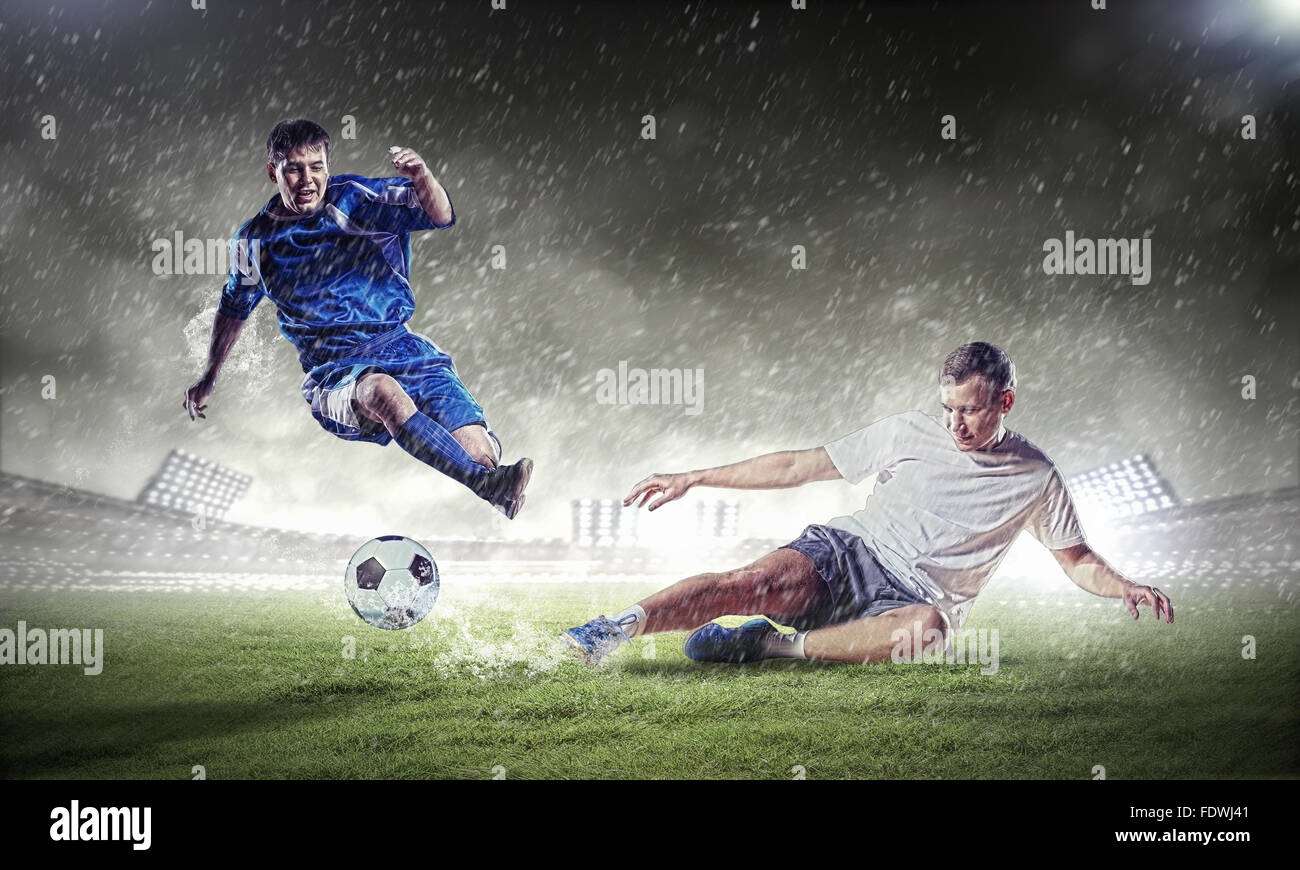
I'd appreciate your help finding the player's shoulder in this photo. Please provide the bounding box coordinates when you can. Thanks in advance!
[329,173,408,195]
[905,410,949,435]
[843,409,932,439]
[328,173,372,188]
[875,409,932,428]
[233,206,277,240]
[327,174,417,210]
[325,173,368,201]
[905,410,940,425]
[998,428,1059,471]
[864,410,942,443]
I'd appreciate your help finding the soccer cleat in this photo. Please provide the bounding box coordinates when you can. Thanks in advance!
[481,457,532,519]
[561,615,629,666]
[683,615,796,663]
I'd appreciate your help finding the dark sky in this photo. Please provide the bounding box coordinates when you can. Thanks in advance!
[1,0,1297,541]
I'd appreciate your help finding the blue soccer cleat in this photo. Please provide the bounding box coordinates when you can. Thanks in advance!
[561,615,630,666]
[684,615,796,663]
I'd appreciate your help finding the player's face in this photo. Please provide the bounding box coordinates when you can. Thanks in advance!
[939,377,1012,451]
[268,145,328,215]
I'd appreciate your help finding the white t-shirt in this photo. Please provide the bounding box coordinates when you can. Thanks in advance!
[824,411,1085,630]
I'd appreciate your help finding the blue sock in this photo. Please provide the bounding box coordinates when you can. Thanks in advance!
[393,412,491,494]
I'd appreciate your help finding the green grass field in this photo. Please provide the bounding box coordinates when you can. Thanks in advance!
[1,578,1296,779]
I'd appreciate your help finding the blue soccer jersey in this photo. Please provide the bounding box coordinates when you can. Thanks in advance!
[217,173,454,370]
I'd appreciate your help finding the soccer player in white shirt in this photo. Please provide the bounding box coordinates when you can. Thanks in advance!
[563,342,1173,665]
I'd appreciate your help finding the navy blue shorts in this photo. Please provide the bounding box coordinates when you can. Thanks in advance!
[300,327,495,448]
[780,524,930,630]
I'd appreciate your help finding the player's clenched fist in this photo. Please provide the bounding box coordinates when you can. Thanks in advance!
[624,472,695,512]
[388,146,428,179]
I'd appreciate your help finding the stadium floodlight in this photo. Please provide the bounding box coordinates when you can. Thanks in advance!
[695,499,741,539]
[137,449,251,520]
[571,498,639,547]
[1067,454,1178,521]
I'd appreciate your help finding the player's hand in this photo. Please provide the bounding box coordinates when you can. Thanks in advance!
[624,472,694,511]
[388,146,428,180]
[1120,582,1173,623]
[183,374,215,421]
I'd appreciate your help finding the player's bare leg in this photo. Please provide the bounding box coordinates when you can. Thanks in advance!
[354,372,417,434]
[637,548,827,633]
[351,376,502,470]
[800,604,947,663]
[450,423,500,470]
[562,548,828,664]
[353,373,530,517]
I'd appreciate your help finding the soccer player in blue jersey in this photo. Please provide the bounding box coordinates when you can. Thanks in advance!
[184,119,531,518]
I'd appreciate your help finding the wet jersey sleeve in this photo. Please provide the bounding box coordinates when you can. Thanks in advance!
[216,221,265,320]
[335,175,454,234]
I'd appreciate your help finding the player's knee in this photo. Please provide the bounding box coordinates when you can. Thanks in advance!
[353,373,388,410]
[912,607,949,651]
[355,374,410,421]
[916,606,944,632]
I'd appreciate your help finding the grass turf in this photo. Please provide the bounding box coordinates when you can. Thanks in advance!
[0,578,1296,779]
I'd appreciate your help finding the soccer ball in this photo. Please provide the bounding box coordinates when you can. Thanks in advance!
[344,535,440,630]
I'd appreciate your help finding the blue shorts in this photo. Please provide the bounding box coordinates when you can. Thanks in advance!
[300,326,494,448]
[780,524,931,630]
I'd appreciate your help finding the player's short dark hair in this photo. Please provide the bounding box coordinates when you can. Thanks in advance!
[940,342,1017,400]
[266,118,332,166]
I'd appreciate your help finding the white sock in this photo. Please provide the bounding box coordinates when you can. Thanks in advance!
[610,604,646,638]
[762,630,807,659]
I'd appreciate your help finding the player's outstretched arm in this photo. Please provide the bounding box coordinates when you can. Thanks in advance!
[624,447,840,511]
[388,146,454,227]
[184,311,247,421]
[1051,543,1174,623]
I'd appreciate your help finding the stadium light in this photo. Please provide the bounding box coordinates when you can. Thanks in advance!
[137,449,251,520]
[1067,454,1178,522]
[571,498,639,547]
[695,499,741,539]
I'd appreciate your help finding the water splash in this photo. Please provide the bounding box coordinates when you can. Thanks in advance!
[182,306,282,399]
[415,593,571,680]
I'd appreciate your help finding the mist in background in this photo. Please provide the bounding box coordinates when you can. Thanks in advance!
[1,0,1297,543]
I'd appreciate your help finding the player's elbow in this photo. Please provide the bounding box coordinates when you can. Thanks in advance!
[1052,542,1092,572]
[797,447,837,484]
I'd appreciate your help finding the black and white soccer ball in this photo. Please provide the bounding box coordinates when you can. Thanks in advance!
[344,535,439,630]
